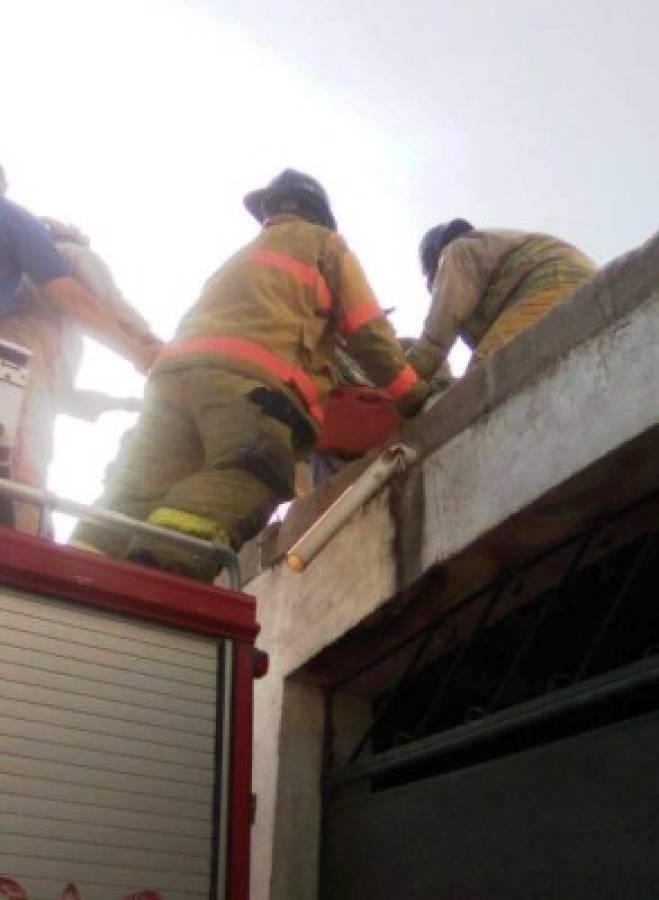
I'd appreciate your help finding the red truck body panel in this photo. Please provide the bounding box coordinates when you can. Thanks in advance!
[0,527,259,900]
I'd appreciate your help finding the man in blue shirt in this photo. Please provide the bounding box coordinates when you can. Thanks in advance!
[0,164,162,533]
[0,165,71,314]
[0,164,157,367]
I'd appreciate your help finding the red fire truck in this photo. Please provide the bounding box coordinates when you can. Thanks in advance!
[0,483,263,900]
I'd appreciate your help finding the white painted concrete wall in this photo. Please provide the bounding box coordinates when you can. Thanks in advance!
[420,294,659,573]
[247,291,659,900]
[250,494,394,900]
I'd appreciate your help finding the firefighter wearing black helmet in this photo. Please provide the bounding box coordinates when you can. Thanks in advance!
[408,219,597,380]
[72,170,429,579]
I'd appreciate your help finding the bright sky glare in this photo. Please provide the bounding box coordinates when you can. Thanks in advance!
[4,0,441,533]
[2,0,656,534]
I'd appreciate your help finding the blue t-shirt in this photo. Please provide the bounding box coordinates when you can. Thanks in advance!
[0,197,70,315]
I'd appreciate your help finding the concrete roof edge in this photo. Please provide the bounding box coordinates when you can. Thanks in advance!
[241,230,659,584]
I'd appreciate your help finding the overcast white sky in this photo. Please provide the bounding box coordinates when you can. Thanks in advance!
[2,0,657,528]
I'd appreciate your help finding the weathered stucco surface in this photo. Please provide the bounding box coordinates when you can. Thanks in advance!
[419,293,659,575]
[249,496,394,900]
[246,233,659,900]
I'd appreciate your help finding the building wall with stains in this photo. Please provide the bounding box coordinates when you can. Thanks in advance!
[243,232,659,900]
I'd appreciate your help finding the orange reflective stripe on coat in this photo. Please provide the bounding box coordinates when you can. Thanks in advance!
[249,249,333,313]
[340,300,382,335]
[383,364,419,399]
[156,335,325,422]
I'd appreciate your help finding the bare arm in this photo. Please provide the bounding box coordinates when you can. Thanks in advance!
[40,276,161,372]
[57,388,143,421]
[55,242,163,369]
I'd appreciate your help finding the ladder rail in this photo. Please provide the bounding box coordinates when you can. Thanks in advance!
[0,477,241,590]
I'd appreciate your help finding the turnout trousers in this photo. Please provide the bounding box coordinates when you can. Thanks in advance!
[72,367,311,580]
[472,253,596,363]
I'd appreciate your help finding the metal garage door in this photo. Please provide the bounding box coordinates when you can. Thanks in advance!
[0,587,231,900]
[322,521,659,899]
[322,687,659,900]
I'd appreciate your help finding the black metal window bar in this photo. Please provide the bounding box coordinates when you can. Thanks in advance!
[331,493,659,778]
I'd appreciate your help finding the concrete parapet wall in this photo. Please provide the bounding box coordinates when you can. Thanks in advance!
[246,233,659,900]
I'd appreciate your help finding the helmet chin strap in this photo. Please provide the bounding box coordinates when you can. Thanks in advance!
[274,200,301,214]
[263,194,332,229]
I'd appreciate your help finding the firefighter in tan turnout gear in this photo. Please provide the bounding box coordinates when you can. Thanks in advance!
[72,170,429,579]
[408,219,597,380]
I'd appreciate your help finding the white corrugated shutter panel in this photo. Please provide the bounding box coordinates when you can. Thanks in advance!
[0,587,223,900]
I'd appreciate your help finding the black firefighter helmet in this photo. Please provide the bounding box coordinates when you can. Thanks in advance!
[419,218,473,289]
[244,168,337,231]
